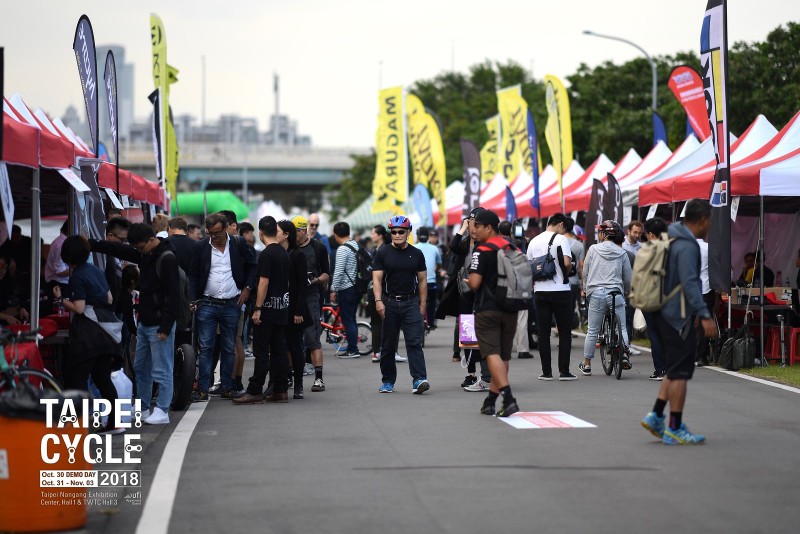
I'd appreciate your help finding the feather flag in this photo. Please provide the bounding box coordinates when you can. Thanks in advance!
[406,94,447,224]
[701,0,732,292]
[150,14,179,199]
[372,86,408,213]
[480,115,500,183]
[544,75,573,213]
[497,86,531,187]
[527,110,542,213]
[668,65,710,141]
[461,140,481,219]
[72,15,99,155]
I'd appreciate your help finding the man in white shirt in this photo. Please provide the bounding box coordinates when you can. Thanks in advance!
[695,238,715,366]
[526,213,575,380]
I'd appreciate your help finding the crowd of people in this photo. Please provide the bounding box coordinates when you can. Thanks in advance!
[6,197,747,445]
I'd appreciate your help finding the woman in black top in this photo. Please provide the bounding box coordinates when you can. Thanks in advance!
[54,236,121,434]
[367,225,390,362]
[277,220,312,399]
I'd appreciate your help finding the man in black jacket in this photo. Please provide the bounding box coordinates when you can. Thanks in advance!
[166,216,195,274]
[103,217,130,307]
[89,223,180,425]
[188,212,258,400]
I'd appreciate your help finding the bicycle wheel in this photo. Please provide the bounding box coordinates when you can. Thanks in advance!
[356,322,372,355]
[599,315,613,375]
[0,368,63,393]
[171,343,196,411]
[614,320,624,380]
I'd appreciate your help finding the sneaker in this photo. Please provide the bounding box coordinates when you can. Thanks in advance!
[394,353,407,362]
[98,425,126,435]
[338,351,360,359]
[144,407,169,425]
[412,379,430,394]
[303,363,314,376]
[559,372,578,381]
[372,352,380,362]
[578,362,592,376]
[452,354,461,362]
[629,347,642,355]
[641,411,666,438]
[517,351,533,359]
[378,382,394,393]
[232,392,265,405]
[208,383,223,396]
[622,358,632,370]
[461,375,478,388]
[538,373,554,381]
[220,389,237,400]
[191,391,209,403]
[480,398,496,415]
[138,409,150,422]
[293,387,304,400]
[649,370,666,381]
[497,400,520,417]
[663,423,705,445]
[311,378,325,392]
[464,380,489,392]
[287,375,294,389]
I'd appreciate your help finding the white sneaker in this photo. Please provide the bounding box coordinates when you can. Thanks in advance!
[629,347,642,355]
[464,379,488,392]
[303,363,314,376]
[144,407,170,425]
[394,353,407,362]
[138,409,150,422]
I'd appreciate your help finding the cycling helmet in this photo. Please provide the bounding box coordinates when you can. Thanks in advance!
[596,220,623,238]
[573,225,586,241]
[388,215,412,230]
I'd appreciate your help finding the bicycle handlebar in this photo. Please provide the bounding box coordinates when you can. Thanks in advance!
[0,328,42,345]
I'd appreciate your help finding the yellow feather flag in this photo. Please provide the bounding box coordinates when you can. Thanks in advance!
[408,109,447,225]
[150,13,179,199]
[406,94,428,188]
[544,75,573,212]
[372,87,408,212]
[480,115,500,183]
[497,86,531,186]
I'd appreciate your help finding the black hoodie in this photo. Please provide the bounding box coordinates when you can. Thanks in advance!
[90,238,179,335]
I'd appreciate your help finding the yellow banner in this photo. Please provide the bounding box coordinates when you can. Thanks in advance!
[372,86,408,212]
[407,107,446,225]
[544,75,573,211]
[406,94,428,188]
[497,86,531,186]
[480,115,500,183]
[150,14,179,199]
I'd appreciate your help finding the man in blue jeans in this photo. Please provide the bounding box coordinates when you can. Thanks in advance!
[89,223,179,425]
[188,212,257,401]
[329,221,361,359]
[373,215,429,394]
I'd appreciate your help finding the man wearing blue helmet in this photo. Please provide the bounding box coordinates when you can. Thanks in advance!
[373,215,430,394]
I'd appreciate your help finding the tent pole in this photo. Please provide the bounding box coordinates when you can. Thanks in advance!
[30,168,41,335]
[759,195,765,366]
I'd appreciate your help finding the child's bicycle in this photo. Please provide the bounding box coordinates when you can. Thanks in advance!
[0,328,62,393]
[321,304,372,356]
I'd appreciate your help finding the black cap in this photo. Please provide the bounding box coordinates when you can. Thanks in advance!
[416,227,430,238]
[473,209,500,227]
[468,207,486,220]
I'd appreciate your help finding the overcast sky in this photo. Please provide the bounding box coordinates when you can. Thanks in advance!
[2,0,796,148]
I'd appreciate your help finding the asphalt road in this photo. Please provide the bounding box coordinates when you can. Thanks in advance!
[76,316,798,534]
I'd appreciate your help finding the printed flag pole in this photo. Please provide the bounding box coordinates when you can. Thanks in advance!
[701,0,732,294]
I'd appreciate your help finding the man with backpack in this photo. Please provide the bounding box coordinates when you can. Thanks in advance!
[640,199,716,445]
[188,212,258,401]
[526,213,575,381]
[373,215,429,394]
[89,223,180,425]
[467,209,522,416]
[579,220,633,376]
[330,221,362,358]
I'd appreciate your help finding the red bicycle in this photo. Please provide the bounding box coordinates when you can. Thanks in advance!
[321,304,372,355]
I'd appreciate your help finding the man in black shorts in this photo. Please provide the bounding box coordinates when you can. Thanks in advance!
[641,199,716,445]
[373,215,429,394]
[467,209,520,417]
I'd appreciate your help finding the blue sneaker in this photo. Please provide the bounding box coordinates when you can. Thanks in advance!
[641,411,666,439]
[412,379,430,394]
[663,423,705,445]
[378,382,394,393]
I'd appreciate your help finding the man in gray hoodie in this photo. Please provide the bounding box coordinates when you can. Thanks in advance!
[580,220,632,375]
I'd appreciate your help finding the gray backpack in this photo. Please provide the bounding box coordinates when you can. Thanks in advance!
[482,239,533,312]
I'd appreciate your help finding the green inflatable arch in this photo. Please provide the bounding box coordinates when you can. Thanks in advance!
[171,191,249,220]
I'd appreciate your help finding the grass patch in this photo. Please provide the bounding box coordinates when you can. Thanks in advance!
[740,364,800,388]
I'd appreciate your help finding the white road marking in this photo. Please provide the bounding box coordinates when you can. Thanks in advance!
[135,402,208,534]
[704,366,800,394]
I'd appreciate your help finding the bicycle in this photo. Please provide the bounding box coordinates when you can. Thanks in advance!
[0,328,62,393]
[598,291,626,380]
[321,304,372,355]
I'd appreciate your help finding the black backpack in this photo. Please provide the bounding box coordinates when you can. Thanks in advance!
[156,251,192,332]
[343,243,373,295]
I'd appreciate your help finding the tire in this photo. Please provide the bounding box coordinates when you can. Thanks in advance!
[599,315,613,375]
[614,320,625,380]
[171,343,196,411]
[356,322,372,355]
[0,369,62,393]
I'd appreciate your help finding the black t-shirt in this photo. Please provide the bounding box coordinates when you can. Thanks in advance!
[298,238,329,299]
[468,237,510,314]
[257,243,290,325]
[372,243,427,296]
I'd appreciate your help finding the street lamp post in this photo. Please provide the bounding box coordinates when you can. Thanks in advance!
[583,30,657,115]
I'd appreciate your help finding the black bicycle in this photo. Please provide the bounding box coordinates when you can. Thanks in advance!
[598,291,626,380]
